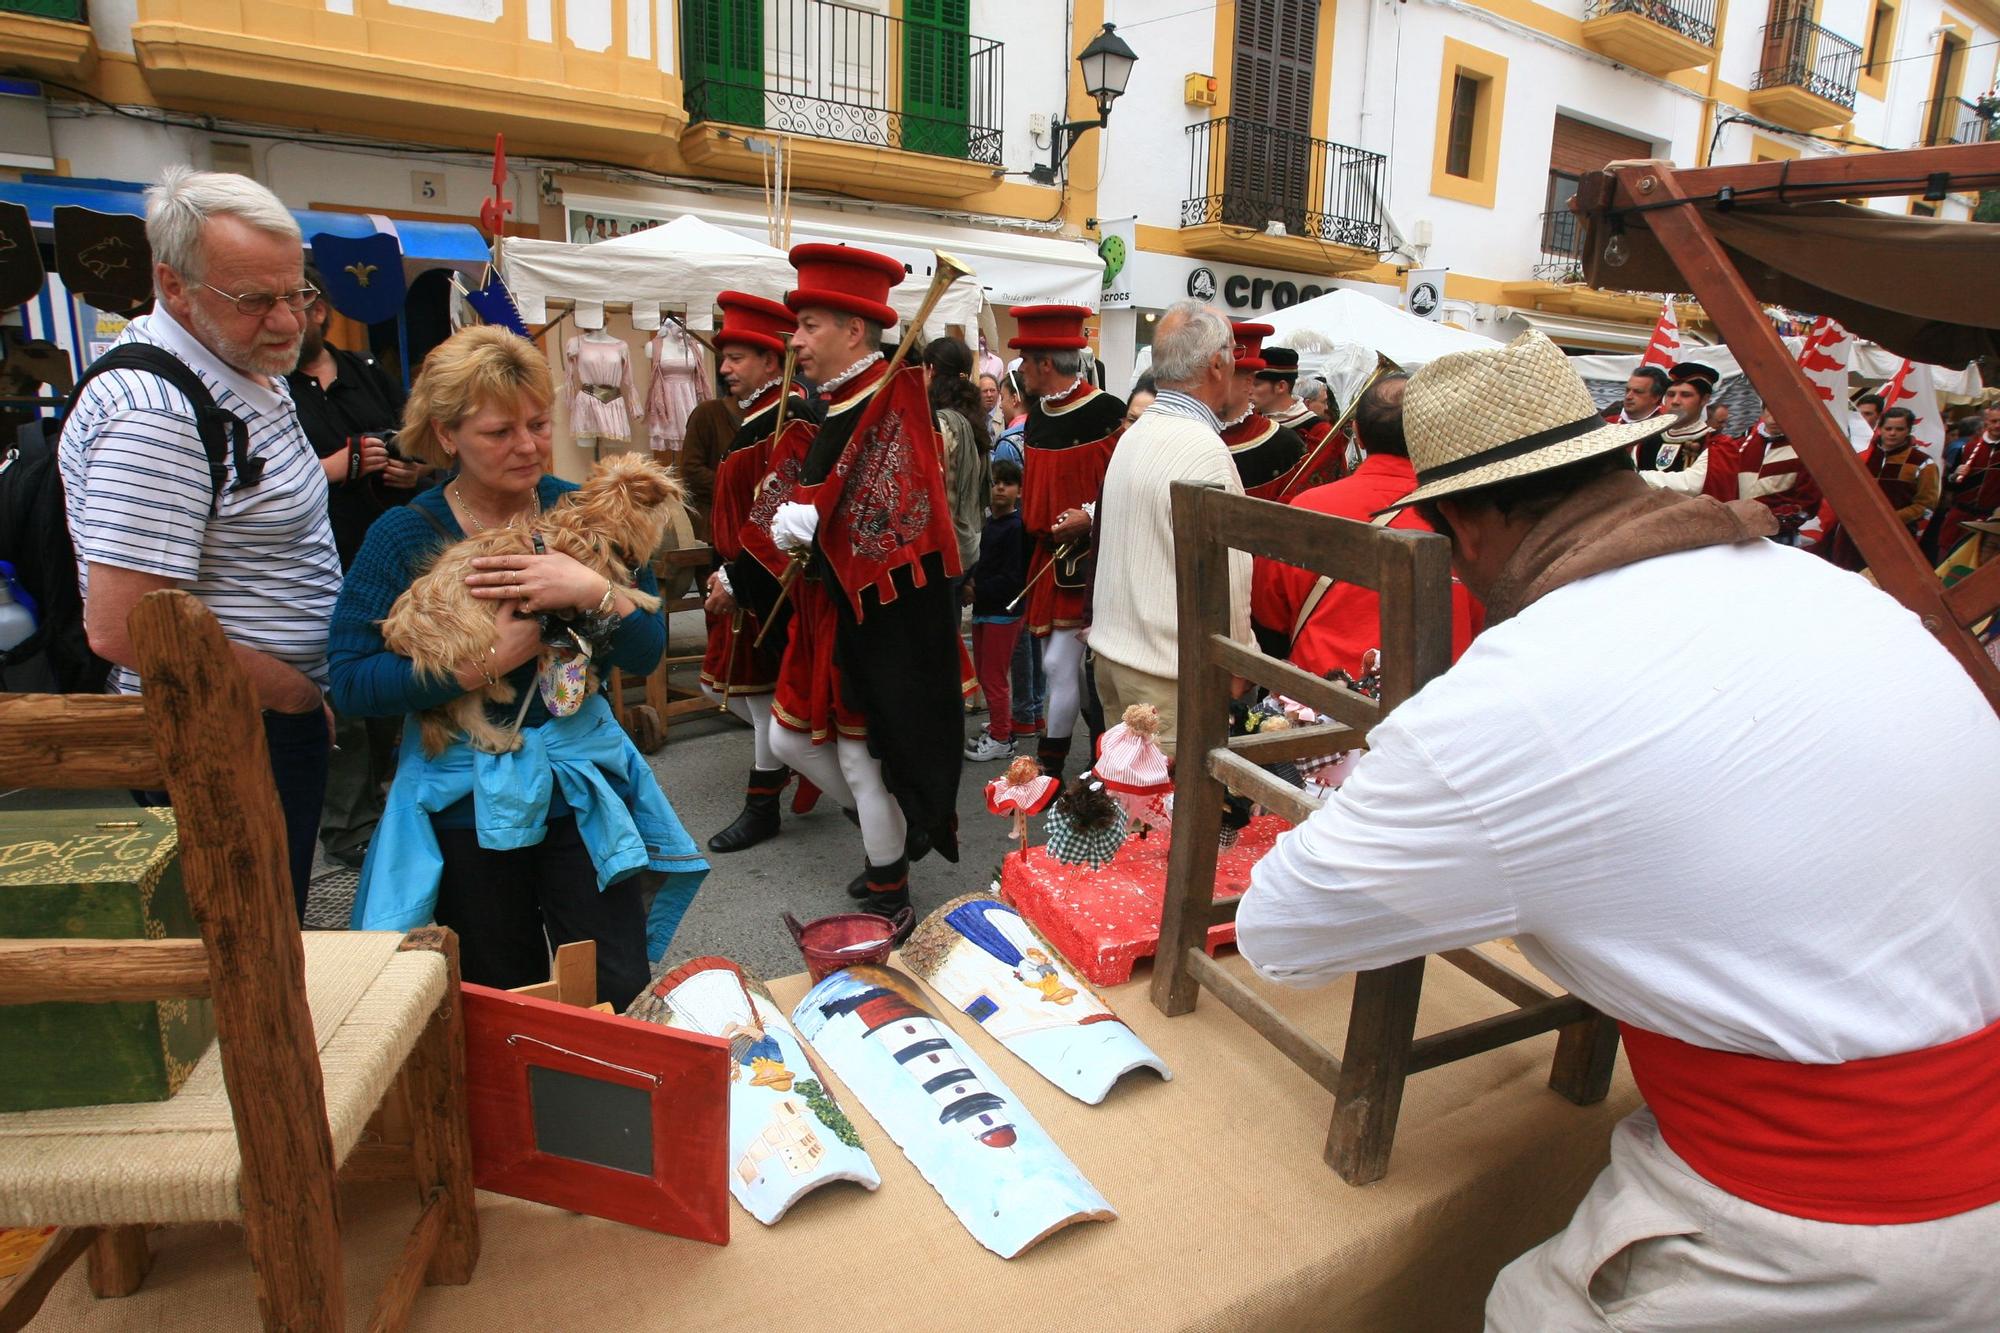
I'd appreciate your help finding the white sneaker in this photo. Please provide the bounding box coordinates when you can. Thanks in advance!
[964,730,1015,762]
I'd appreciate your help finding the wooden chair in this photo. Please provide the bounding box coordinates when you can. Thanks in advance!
[1151,483,1621,1185]
[610,542,721,752]
[0,591,477,1331]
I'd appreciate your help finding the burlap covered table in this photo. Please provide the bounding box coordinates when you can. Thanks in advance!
[31,948,1638,1331]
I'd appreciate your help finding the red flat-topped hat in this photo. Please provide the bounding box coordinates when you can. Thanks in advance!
[1008,304,1092,350]
[1231,321,1273,375]
[714,290,795,355]
[786,243,904,327]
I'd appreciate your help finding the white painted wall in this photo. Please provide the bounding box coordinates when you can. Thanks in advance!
[970,0,1080,179]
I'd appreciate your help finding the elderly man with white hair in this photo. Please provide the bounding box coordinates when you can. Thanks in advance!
[59,166,340,918]
[1088,301,1248,754]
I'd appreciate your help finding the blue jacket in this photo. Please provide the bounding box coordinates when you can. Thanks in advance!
[351,695,708,959]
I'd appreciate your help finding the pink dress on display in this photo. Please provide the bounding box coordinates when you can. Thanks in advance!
[645,325,710,454]
[564,334,639,444]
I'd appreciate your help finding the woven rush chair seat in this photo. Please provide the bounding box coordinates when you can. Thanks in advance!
[0,932,445,1227]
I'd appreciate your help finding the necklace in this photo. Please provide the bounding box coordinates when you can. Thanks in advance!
[451,482,537,533]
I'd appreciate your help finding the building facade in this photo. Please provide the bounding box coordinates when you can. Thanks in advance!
[3,0,1995,396]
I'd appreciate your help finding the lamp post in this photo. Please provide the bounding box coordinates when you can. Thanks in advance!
[1029,22,1138,185]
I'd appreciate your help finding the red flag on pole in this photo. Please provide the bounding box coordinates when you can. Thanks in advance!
[1639,298,1680,369]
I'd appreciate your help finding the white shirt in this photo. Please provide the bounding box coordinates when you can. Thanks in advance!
[59,306,340,692]
[1238,540,2000,1063]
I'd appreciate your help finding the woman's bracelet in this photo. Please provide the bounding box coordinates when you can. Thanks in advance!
[476,646,499,688]
[596,579,617,616]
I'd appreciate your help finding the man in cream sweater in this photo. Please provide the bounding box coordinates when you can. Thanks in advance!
[1089,301,1251,753]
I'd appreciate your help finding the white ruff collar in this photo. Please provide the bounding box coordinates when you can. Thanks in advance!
[819,351,884,396]
[736,376,781,411]
[1220,405,1255,430]
[1039,375,1084,409]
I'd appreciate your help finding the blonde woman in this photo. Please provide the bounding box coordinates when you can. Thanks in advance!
[328,326,705,1008]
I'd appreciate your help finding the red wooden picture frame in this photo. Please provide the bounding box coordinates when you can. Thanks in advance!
[461,983,732,1244]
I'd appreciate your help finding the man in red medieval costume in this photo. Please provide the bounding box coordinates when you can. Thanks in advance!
[1008,304,1125,784]
[1250,345,1342,497]
[701,290,825,853]
[765,245,965,929]
[1636,360,1742,503]
[1238,330,2000,1328]
[1217,322,1306,502]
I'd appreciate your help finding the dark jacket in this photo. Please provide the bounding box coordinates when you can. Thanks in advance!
[971,506,1027,618]
[286,345,412,568]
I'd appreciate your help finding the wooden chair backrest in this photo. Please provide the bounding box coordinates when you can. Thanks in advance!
[0,590,343,1312]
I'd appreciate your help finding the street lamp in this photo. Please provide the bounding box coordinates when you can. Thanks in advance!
[1029,23,1138,185]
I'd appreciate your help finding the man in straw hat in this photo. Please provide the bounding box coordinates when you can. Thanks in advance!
[1237,330,2000,1327]
[764,245,965,929]
[701,290,824,854]
[1007,302,1125,784]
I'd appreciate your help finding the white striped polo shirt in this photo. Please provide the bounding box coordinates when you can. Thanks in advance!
[59,305,340,693]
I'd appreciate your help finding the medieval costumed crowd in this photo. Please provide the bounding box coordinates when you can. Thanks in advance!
[47,164,2000,1330]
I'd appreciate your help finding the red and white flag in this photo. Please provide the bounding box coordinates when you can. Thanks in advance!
[1639,298,1680,369]
[1878,358,1947,458]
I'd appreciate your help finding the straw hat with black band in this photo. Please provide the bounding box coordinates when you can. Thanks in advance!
[1381,330,1676,513]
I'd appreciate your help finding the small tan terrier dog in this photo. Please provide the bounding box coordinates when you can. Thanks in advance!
[383,452,684,756]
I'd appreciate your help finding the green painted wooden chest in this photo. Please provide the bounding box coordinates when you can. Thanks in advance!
[0,808,217,1111]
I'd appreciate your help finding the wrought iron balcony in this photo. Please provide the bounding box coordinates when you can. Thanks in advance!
[1534,210,1586,283]
[683,0,1003,165]
[1754,13,1861,111]
[1,0,87,18]
[1182,117,1386,253]
[1583,0,1717,50]
[1920,97,1994,147]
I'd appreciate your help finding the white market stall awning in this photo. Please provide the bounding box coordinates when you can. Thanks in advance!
[498,212,982,334]
[1259,288,1498,369]
[1564,341,1986,401]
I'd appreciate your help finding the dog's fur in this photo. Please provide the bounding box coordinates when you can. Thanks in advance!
[382,453,684,756]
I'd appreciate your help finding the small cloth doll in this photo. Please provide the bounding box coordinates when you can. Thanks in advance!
[1095,703,1174,836]
[987,756,1060,860]
[1042,771,1129,871]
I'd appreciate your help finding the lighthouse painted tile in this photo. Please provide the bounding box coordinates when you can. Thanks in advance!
[792,964,1115,1258]
[903,894,1171,1104]
[629,956,880,1225]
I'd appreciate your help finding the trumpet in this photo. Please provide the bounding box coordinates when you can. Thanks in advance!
[754,249,976,649]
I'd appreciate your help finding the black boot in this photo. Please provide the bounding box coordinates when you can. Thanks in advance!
[856,856,913,943]
[708,767,786,853]
[1037,732,1074,784]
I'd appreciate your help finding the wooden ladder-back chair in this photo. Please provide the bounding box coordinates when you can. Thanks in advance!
[0,591,477,1331]
[1151,483,1622,1185]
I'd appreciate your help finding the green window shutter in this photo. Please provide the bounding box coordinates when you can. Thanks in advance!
[903,0,971,159]
[686,0,766,129]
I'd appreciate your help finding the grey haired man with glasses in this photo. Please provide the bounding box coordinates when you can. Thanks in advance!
[58,165,342,919]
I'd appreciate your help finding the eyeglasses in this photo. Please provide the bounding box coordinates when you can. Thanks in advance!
[198,282,321,318]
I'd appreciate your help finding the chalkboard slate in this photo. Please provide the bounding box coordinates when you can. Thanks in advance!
[528,1064,655,1177]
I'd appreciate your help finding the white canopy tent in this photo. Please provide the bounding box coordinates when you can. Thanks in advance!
[1259,288,1499,369]
[1564,341,1987,401]
[495,214,983,336]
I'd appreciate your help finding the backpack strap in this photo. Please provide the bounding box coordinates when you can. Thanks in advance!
[67,344,261,516]
[1290,509,1402,642]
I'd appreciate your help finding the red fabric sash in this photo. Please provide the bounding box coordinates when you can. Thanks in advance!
[1621,1019,2000,1224]
[813,362,960,619]
[740,417,818,582]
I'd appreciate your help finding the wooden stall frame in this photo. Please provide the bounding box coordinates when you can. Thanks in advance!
[1149,484,1620,1185]
[1576,145,2000,713]
[610,543,721,752]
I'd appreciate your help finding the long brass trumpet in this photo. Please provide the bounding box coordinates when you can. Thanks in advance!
[754,250,975,649]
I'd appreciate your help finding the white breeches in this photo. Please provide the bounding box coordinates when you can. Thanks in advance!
[700,686,781,771]
[1042,627,1087,740]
